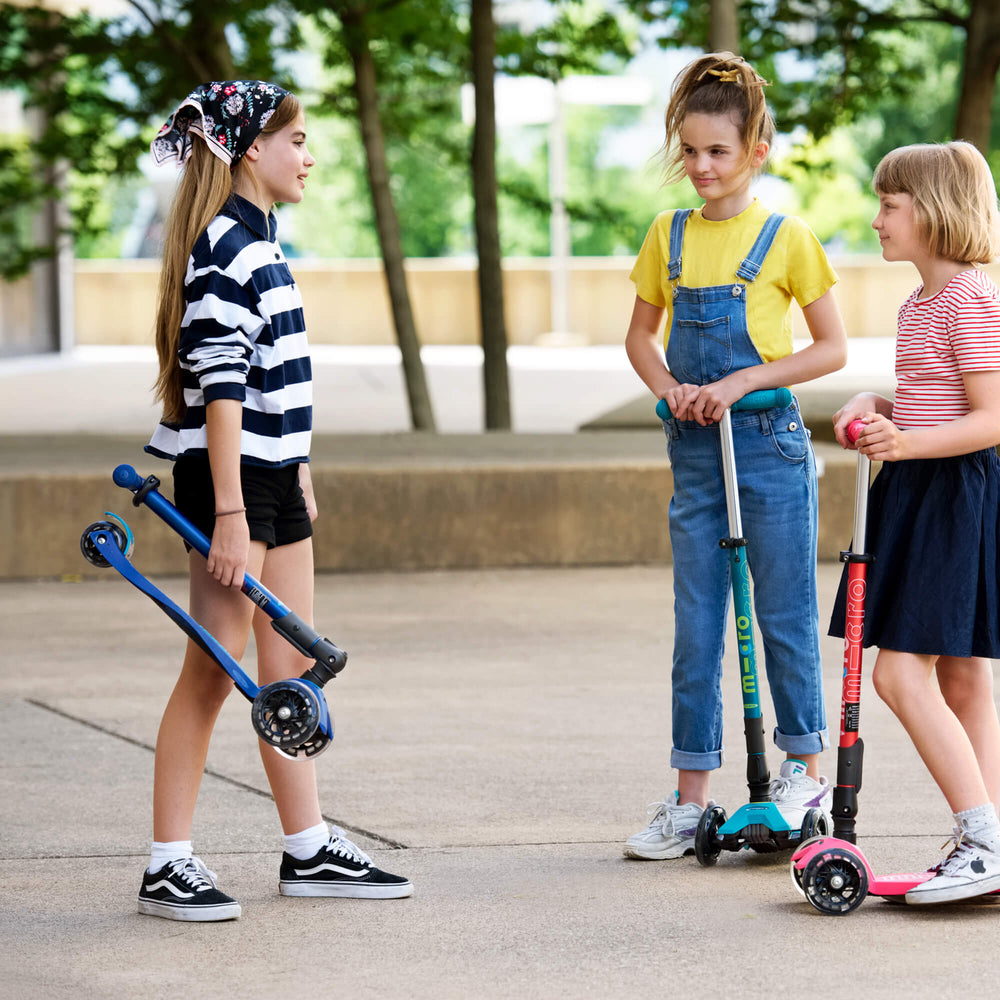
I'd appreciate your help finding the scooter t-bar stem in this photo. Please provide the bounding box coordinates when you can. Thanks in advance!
[831,420,873,843]
[848,420,872,558]
[656,388,792,806]
[112,464,347,685]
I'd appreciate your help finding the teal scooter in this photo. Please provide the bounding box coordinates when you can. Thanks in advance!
[656,388,829,864]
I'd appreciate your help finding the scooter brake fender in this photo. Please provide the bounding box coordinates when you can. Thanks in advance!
[792,836,876,882]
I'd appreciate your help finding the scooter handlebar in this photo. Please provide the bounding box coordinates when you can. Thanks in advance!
[655,387,793,422]
[846,420,866,445]
[113,464,146,491]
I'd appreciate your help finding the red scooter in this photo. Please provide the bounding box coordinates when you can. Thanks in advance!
[791,421,934,913]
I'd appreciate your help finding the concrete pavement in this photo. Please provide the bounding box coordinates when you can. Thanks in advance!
[4,565,1000,1000]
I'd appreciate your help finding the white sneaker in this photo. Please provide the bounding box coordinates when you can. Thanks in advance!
[905,833,1000,905]
[768,759,832,829]
[623,794,707,860]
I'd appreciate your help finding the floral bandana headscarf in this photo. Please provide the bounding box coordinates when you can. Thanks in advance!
[150,80,290,169]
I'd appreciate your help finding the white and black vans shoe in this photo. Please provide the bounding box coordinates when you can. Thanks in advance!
[279,827,413,899]
[137,856,241,921]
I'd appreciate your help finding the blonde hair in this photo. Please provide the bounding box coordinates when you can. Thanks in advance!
[873,141,1000,265]
[153,92,301,423]
[662,51,775,183]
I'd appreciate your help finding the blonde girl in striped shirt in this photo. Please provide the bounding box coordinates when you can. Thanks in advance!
[831,141,1000,904]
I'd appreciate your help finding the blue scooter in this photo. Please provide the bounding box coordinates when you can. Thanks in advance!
[655,388,829,864]
[80,464,344,760]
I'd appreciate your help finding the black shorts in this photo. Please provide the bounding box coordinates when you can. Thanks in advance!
[172,455,313,550]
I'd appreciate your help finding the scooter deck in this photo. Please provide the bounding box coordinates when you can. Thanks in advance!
[793,837,1000,906]
[870,872,1000,900]
[721,802,795,835]
[869,872,931,897]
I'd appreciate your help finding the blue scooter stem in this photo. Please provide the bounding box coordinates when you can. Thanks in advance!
[112,464,346,686]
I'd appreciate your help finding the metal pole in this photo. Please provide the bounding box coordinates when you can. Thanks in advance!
[548,81,570,336]
[718,409,742,540]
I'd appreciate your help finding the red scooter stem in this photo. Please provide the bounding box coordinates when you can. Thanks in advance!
[831,420,872,843]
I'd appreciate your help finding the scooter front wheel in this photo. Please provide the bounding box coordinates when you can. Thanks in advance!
[695,805,727,867]
[251,679,324,755]
[801,845,869,915]
[790,835,827,897]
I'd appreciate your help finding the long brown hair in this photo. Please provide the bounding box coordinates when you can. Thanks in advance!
[661,52,774,184]
[152,92,302,423]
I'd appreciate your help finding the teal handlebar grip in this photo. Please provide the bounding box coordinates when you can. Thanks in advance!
[655,387,792,421]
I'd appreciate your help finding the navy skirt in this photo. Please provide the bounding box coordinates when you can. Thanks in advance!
[829,448,1000,658]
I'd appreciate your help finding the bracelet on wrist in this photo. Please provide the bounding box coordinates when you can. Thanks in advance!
[214,507,247,517]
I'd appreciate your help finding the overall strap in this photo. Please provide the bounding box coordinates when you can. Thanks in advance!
[735,213,787,283]
[668,209,694,280]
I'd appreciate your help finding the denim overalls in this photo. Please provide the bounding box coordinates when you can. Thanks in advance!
[662,209,828,771]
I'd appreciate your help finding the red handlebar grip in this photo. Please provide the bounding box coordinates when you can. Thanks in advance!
[847,420,866,445]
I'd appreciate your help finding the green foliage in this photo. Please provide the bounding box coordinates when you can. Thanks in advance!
[495,2,634,80]
[0,0,294,279]
[3,0,997,275]
[770,130,881,252]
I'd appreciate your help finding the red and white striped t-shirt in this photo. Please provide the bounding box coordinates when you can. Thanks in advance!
[892,269,1000,429]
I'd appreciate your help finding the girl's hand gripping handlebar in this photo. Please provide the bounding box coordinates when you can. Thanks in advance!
[655,387,793,422]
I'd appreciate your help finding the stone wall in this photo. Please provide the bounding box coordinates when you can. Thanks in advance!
[7,255,992,352]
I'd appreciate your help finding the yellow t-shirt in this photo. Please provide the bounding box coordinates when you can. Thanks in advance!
[629,199,838,363]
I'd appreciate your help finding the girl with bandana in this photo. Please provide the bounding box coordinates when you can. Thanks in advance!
[137,81,411,922]
[623,53,847,861]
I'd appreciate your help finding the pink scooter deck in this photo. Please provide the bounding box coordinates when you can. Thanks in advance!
[792,837,926,903]
[793,838,999,904]
[868,871,931,897]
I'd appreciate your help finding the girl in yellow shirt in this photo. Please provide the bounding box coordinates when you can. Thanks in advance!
[623,52,847,861]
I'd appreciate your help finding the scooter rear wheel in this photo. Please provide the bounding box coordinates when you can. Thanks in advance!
[251,679,324,755]
[80,520,130,567]
[802,845,869,915]
[272,728,332,761]
[801,807,830,841]
[695,805,727,867]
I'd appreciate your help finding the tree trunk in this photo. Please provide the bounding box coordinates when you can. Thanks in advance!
[953,0,1000,151]
[186,13,237,80]
[346,31,437,430]
[470,0,511,430]
[709,0,740,54]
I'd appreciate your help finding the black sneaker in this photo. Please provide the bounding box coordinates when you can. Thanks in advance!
[279,827,413,899]
[137,857,241,921]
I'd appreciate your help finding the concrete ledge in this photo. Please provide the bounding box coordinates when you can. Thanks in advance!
[1,433,859,579]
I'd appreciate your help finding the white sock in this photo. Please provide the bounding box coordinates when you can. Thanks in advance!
[282,821,330,860]
[149,839,193,873]
[955,804,1000,852]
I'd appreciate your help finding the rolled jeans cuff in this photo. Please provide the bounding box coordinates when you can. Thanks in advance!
[670,747,726,771]
[773,727,830,756]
